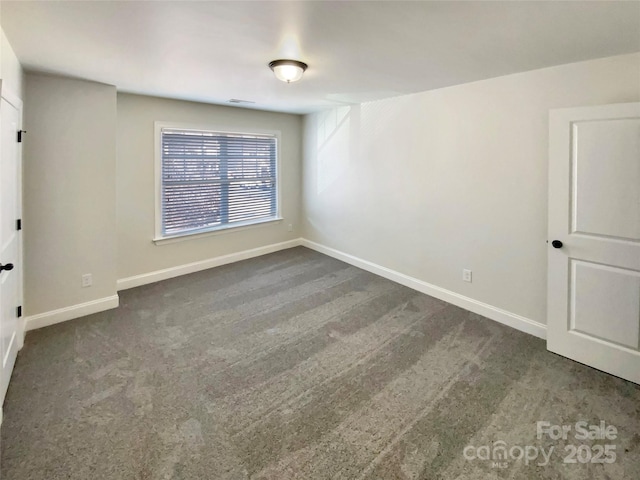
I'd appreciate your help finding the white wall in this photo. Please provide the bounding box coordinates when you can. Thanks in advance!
[302,53,640,326]
[116,94,302,282]
[0,28,23,99]
[24,74,117,316]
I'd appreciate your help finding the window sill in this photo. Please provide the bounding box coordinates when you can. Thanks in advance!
[153,217,283,246]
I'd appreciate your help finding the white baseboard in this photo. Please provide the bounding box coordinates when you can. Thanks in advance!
[25,295,120,331]
[24,238,544,341]
[301,239,547,340]
[117,238,303,291]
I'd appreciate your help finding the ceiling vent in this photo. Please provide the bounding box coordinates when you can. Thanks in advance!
[229,99,255,104]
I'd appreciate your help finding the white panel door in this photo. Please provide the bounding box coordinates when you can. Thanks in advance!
[0,82,23,407]
[548,102,640,384]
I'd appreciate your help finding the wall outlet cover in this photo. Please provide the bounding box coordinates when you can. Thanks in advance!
[81,274,92,287]
[463,269,472,283]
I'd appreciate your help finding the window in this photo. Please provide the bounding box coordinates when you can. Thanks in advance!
[156,125,279,240]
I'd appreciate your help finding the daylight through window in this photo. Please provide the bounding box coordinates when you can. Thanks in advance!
[160,128,278,237]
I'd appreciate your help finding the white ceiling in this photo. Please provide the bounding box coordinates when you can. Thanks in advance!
[2,1,639,114]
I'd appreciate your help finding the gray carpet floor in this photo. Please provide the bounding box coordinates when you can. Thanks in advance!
[1,247,639,479]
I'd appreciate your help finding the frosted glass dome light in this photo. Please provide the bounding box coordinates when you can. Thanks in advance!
[269,59,308,83]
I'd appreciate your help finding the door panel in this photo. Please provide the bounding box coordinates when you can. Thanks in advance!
[572,119,640,241]
[571,260,640,349]
[1,242,18,369]
[548,102,640,385]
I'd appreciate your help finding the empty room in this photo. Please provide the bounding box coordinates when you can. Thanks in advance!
[0,1,639,479]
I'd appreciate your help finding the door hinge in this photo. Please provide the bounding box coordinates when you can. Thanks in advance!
[17,130,26,143]
[16,219,22,231]
[17,306,22,318]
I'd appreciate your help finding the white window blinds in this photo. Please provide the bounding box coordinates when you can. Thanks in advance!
[160,128,277,236]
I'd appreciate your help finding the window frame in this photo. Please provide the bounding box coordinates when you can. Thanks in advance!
[153,121,282,244]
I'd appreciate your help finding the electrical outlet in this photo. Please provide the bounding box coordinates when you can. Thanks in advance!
[81,273,92,288]
[462,269,472,283]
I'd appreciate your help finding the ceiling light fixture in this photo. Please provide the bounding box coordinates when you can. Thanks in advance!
[268,59,308,83]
